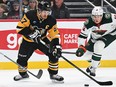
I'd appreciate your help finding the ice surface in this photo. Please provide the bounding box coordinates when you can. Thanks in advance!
[0,68,116,87]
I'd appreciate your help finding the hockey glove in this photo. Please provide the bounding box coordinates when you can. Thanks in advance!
[76,45,86,57]
[28,29,41,43]
[52,45,62,58]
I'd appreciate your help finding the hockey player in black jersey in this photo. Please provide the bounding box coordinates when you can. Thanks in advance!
[76,6,116,76]
[14,1,64,82]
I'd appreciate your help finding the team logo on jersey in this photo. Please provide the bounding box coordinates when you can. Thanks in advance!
[105,13,111,19]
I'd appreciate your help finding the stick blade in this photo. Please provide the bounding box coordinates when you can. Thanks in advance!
[98,81,113,86]
[37,69,43,79]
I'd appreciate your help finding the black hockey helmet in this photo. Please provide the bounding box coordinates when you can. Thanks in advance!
[38,1,51,11]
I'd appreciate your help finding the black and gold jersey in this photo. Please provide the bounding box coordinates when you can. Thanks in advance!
[16,10,60,42]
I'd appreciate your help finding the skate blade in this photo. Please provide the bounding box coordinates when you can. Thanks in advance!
[51,80,64,84]
[14,77,29,81]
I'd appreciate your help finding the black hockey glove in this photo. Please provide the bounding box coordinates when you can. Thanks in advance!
[76,45,86,57]
[52,45,62,58]
[28,29,41,43]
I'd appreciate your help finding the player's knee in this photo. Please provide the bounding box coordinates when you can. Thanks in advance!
[94,41,105,53]
[83,51,93,59]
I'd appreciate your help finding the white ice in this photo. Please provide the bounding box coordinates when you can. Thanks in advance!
[0,68,116,87]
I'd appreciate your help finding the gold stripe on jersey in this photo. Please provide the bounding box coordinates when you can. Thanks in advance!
[48,61,58,65]
[48,61,58,71]
[18,66,27,72]
[16,14,30,33]
[22,36,33,42]
[49,67,58,71]
[48,25,60,40]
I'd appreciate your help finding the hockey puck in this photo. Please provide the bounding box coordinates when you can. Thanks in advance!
[84,84,89,87]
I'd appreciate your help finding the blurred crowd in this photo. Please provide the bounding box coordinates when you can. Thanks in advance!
[0,0,70,19]
[0,0,116,19]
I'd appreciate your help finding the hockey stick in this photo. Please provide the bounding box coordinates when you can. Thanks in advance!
[61,55,113,86]
[62,51,76,54]
[0,52,43,79]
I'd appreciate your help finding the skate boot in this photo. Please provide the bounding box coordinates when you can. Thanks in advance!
[14,73,29,81]
[50,74,64,83]
[87,59,92,63]
[86,66,96,76]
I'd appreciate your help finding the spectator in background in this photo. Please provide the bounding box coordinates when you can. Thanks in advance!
[1,0,14,12]
[0,3,8,19]
[7,1,20,19]
[1,0,10,4]
[22,0,38,14]
[23,0,29,6]
[28,0,38,11]
[51,0,70,19]
[22,0,29,13]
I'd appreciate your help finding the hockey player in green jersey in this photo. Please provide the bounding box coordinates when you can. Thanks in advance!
[76,6,116,76]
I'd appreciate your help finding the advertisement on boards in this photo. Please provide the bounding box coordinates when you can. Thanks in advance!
[0,19,116,62]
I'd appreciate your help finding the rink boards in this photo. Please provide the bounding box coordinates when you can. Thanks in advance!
[0,19,116,69]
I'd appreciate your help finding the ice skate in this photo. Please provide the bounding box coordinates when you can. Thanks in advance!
[86,66,96,76]
[87,59,92,63]
[50,74,64,83]
[14,73,29,81]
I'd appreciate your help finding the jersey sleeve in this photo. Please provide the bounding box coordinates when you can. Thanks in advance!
[16,14,32,36]
[78,27,88,46]
[48,24,60,39]
[102,13,116,36]
[109,13,116,36]
[47,17,60,40]
[78,19,90,46]
[47,17,61,45]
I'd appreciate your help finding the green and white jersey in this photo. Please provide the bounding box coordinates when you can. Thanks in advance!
[78,13,116,46]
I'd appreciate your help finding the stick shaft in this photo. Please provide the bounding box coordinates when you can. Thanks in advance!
[61,55,113,85]
[62,51,76,54]
[0,52,42,79]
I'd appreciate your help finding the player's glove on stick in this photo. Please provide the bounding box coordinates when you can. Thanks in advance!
[28,29,41,43]
[76,45,86,57]
[52,45,62,58]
